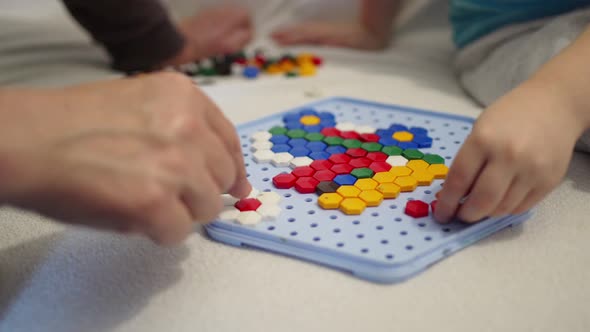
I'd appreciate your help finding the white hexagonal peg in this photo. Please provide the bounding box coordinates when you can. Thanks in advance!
[237,211,262,225]
[289,156,314,169]
[271,152,294,167]
[386,155,409,167]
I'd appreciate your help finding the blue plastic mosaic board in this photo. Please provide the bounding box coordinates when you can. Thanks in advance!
[205,97,532,283]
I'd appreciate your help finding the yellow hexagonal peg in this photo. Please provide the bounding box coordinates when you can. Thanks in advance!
[428,164,449,179]
[392,131,414,142]
[373,172,396,184]
[299,115,321,126]
[394,176,418,192]
[340,198,367,215]
[354,178,379,190]
[359,190,384,206]
[407,159,430,171]
[411,170,435,186]
[336,185,361,198]
[390,166,413,177]
[318,193,344,209]
[376,183,401,198]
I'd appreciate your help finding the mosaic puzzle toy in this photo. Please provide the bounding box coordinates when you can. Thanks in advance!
[206,97,532,283]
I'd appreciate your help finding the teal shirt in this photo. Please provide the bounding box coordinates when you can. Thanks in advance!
[451,0,590,48]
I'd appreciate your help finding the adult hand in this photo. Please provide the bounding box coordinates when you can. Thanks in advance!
[0,72,251,245]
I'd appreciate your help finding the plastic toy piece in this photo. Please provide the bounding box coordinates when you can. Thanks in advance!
[331,163,354,175]
[336,185,362,198]
[314,170,336,182]
[335,122,356,131]
[359,190,384,207]
[253,150,275,163]
[318,193,344,209]
[430,200,438,213]
[324,136,344,146]
[369,162,392,173]
[300,115,321,126]
[310,159,333,171]
[349,158,371,168]
[361,142,383,153]
[405,200,429,218]
[312,56,323,66]
[288,138,308,147]
[305,133,325,142]
[340,198,367,215]
[272,173,297,189]
[269,126,288,136]
[382,146,403,156]
[407,160,430,171]
[423,154,445,165]
[402,149,425,160]
[309,151,330,160]
[326,146,347,155]
[321,128,341,137]
[356,126,377,135]
[386,155,409,167]
[289,157,314,169]
[342,139,363,149]
[289,147,311,157]
[398,142,419,150]
[306,141,328,152]
[250,141,273,152]
[392,131,414,142]
[351,168,374,179]
[376,183,401,198]
[235,198,262,212]
[250,131,272,142]
[271,144,291,153]
[257,192,282,205]
[292,166,315,178]
[243,66,260,79]
[413,136,433,148]
[394,176,418,192]
[428,164,449,179]
[257,204,282,220]
[271,152,295,167]
[237,211,263,225]
[270,134,289,144]
[316,181,341,195]
[329,153,352,164]
[373,172,396,184]
[295,177,320,194]
[333,174,357,186]
[219,207,240,222]
[354,178,379,190]
[340,131,361,140]
[411,170,435,186]
[247,188,261,199]
[286,129,307,139]
[389,166,413,177]
[346,148,367,158]
[299,62,316,76]
[366,152,388,162]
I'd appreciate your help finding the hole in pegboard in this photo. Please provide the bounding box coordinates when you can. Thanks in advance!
[242,144,248,148]
[284,193,292,198]
[241,134,247,139]
[435,137,441,141]
[333,228,341,233]
[288,218,296,223]
[381,239,389,245]
[263,178,270,182]
[286,205,293,210]
[337,242,345,248]
[454,141,461,145]
[407,197,414,201]
[305,198,313,203]
[357,234,365,239]
[330,215,338,220]
[376,225,384,231]
[371,212,379,217]
[243,153,249,157]
[449,132,455,136]
[425,236,432,241]
[361,248,369,254]
[313,237,321,242]
[386,254,394,260]
[446,156,452,160]
[290,231,298,237]
[262,167,269,171]
[267,226,275,231]
[389,205,397,210]
[444,123,450,127]
[246,173,251,178]
[406,245,414,250]
[245,163,250,167]
[308,210,315,215]
[353,220,361,225]
[263,188,271,192]
[462,126,470,130]
[400,231,408,236]
[418,223,426,228]
[443,228,451,233]
[425,190,432,194]
[310,223,318,228]
[395,217,402,222]
[440,147,447,150]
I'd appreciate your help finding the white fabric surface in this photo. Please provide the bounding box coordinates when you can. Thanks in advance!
[1,1,590,331]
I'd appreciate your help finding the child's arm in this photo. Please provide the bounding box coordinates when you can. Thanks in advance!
[271,0,402,49]
[435,26,590,223]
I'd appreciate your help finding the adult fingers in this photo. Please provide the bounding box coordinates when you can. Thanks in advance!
[490,176,531,217]
[144,195,194,246]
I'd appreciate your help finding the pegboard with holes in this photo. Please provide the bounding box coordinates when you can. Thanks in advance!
[205,97,532,284]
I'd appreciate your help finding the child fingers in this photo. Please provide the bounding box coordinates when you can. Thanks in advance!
[457,161,514,222]
[434,141,486,223]
[490,176,531,217]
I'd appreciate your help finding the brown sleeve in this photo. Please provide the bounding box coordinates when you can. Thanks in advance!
[62,0,185,73]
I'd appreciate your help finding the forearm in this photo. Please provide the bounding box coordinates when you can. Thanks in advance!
[62,0,185,72]
[360,0,403,39]
[523,26,590,131]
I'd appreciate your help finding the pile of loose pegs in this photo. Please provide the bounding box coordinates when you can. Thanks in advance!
[176,50,324,80]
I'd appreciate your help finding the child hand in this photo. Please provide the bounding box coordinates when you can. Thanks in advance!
[271,22,390,50]
[0,73,251,245]
[168,5,253,65]
[434,83,585,223]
